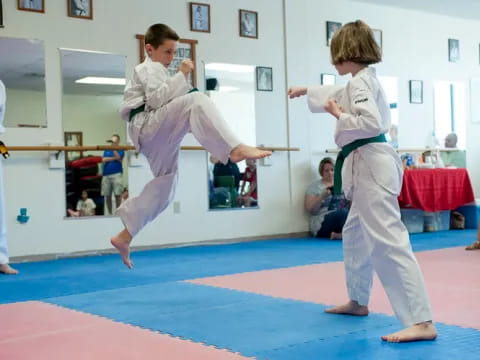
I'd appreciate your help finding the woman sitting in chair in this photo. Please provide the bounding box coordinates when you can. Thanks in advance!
[305,157,349,240]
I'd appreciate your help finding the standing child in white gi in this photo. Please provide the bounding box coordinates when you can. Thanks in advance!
[288,20,437,343]
[111,24,271,269]
[0,80,18,275]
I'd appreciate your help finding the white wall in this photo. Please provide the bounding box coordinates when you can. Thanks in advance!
[285,0,480,194]
[2,0,480,258]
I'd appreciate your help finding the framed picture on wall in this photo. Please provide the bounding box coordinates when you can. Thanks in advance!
[17,0,44,13]
[321,73,336,85]
[190,2,210,33]
[372,29,382,51]
[256,66,272,91]
[326,21,341,46]
[448,38,459,62]
[239,9,258,39]
[409,80,423,104]
[67,0,93,20]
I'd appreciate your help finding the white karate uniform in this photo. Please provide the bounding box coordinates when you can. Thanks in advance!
[307,67,432,326]
[0,80,9,265]
[117,57,241,237]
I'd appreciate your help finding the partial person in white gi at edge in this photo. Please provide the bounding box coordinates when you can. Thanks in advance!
[111,24,271,269]
[288,20,437,343]
[0,80,19,275]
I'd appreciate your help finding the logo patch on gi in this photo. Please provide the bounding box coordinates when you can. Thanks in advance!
[354,98,368,104]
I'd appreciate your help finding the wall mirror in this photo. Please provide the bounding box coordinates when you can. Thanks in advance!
[0,37,47,128]
[204,62,259,210]
[60,49,127,218]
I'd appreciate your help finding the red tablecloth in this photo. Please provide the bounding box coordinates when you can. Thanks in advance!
[398,168,475,212]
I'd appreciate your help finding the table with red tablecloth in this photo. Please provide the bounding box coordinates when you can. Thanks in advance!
[398,168,475,212]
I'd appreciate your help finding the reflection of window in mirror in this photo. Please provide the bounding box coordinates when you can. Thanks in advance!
[434,81,466,149]
[61,49,127,218]
[378,76,399,148]
[204,63,259,210]
[0,37,47,128]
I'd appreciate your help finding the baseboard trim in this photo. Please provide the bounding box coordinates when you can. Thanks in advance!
[10,231,310,263]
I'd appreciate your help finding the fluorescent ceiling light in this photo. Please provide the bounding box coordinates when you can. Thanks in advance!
[205,63,254,73]
[75,77,126,85]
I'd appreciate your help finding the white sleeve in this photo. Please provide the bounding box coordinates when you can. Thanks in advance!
[307,85,344,113]
[144,63,191,109]
[335,79,384,146]
[87,199,96,209]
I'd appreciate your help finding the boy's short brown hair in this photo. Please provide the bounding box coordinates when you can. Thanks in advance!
[330,20,381,65]
[145,24,180,48]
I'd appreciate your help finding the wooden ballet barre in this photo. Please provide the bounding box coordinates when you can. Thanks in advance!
[6,145,300,152]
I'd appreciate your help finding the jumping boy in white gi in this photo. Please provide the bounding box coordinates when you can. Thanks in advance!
[111,24,271,269]
[288,20,437,343]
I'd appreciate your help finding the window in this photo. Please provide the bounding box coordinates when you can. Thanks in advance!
[433,81,466,148]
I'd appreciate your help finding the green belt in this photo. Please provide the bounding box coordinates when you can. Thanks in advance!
[128,104,145,122]
[128,88,198,122]
[333,134,387,195]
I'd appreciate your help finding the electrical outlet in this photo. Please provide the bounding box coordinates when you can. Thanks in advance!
[173,201,181,214]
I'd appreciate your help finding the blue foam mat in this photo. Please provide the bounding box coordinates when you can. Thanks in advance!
[46,281,480,360]
[1,230,476,304]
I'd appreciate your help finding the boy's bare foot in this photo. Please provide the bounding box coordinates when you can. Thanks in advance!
[229,144,271,163]
[111,229,133,269]
[325,300,369,316]
[466,241,480,250]
[0,263,19,275]
[330,232,342,240]
[382,322,437,343]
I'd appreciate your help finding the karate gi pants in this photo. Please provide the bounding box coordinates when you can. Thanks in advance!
[117,92,241,237]
[342,152,433,326]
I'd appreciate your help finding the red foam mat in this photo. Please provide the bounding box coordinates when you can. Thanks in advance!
[0,301,252,360]
[189,247,480,329]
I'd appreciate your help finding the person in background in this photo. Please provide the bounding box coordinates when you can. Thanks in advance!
[305,157,348,240]
[440,133,466,168]
[211,155,242,192]
[67,190,96,217]
[237,159,258,207]
[101,134,125,215]
[465,224,480,250]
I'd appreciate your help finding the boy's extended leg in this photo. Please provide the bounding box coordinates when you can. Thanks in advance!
[168,92,271,164]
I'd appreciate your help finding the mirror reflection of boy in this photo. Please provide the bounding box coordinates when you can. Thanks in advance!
[111,24,271,268]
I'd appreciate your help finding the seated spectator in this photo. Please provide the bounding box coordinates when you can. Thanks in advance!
[305,157,349,240]
[67,190,96,217]
[211,155,242,191]
[440,133,466,168]
[237,159,258,207]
